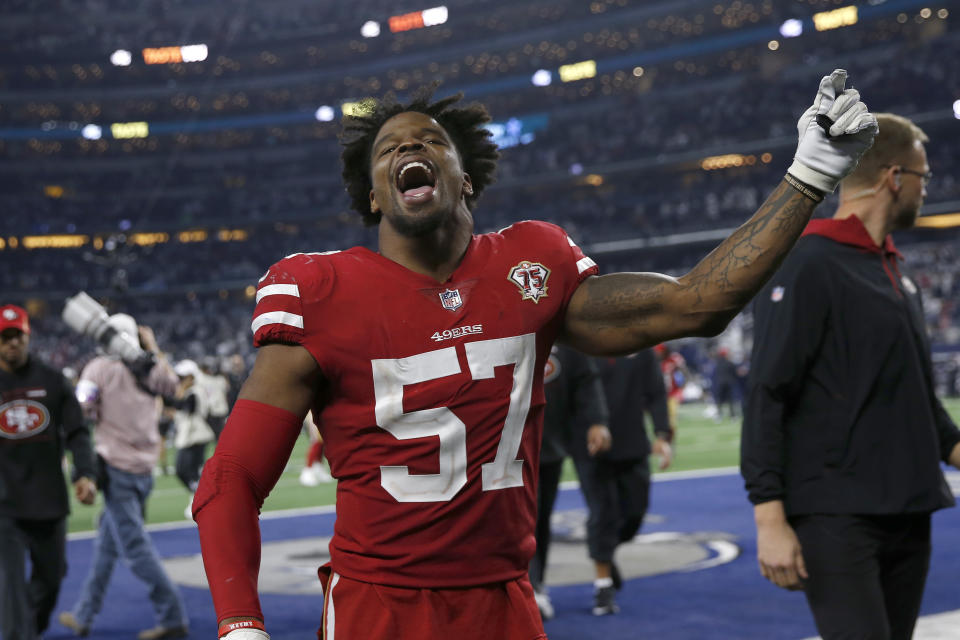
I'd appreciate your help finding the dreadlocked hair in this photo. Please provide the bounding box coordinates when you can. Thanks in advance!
[340,85,500,226]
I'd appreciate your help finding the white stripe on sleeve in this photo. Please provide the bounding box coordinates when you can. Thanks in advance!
[255,283,300,304]
[576,256,597,274]
[251,311,304,334]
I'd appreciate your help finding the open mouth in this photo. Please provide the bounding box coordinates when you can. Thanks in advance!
[395,160,437,203]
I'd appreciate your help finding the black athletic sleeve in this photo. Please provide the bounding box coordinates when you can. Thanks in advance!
[61,376,96,482]
[741,252,830,505]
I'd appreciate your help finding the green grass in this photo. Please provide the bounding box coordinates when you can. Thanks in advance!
[66,398,960,533]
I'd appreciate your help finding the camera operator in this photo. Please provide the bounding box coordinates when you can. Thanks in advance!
[0,304,97,640]
[58,314,189,640]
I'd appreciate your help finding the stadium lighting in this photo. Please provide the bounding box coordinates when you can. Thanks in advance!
[180,44,208,63]
[558,60,597,83]
[361,20,381,38]
[813,5,858,31]
[143,44,209,65]
[389,5,448,32]
[421,6,448,26]
[315,105,335,122]
[110,49,132,66]
[110,121,149,139]
[81,124,103,140]
[953,99,960,119]
[779,19,803,38]
[531,69,552,87]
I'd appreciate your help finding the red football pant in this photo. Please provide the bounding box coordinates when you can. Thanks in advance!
[318,569,547,640]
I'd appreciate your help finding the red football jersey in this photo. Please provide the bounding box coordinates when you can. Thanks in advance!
[251,220,598,587]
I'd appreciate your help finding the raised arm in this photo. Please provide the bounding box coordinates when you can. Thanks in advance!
[562,69,877,356]
[194,344,322,639]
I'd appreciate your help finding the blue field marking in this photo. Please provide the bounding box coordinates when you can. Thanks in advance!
[54,469,960,639]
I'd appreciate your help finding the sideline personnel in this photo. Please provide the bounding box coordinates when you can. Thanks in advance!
[741,113,960,640]
[0,305,97,640]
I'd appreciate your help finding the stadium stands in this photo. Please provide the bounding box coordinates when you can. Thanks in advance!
[2,0,958,386]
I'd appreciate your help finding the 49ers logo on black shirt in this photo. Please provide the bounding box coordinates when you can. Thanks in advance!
[0,400,50,439]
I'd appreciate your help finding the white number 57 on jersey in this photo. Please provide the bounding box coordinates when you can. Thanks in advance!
[371,334,536,503]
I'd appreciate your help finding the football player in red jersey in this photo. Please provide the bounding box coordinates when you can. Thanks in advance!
[196,71,878,640]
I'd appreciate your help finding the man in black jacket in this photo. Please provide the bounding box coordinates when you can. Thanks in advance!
[741,113,960,640]
[0,305,97,640]
[530,344,610,620]
[579,349,673,616]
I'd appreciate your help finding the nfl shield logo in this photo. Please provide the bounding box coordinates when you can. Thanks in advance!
[439,289,463,311]
[771,286,784,302]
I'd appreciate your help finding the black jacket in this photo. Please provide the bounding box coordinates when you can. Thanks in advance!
[0,356,96,519]
[595,349,671,461]
[741,217,960,516]
[542,345,608,464]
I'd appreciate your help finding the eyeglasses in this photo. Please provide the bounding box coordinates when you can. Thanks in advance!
[898,167,933,187]
[884,165,933,187]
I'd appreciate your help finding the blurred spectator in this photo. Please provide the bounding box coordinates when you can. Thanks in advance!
[170,359,214,518]
[58,315,189,640]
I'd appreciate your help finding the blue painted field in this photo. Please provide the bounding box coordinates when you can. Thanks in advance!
[53,468,960,639]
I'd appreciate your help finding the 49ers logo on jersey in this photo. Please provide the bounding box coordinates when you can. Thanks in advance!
[508,261,550,303]
[0,400,50,439]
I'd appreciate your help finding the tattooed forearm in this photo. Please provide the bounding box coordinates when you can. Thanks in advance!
[563,179,818,355]
[679,180,814,310]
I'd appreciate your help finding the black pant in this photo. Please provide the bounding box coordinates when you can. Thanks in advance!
[573,456,650,563]
[529,459,564,591]
[790,513,931,640]
[175,443,207,492]
[0,515,67,640]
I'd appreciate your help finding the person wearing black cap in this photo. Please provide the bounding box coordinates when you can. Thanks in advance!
[0,304,97,640]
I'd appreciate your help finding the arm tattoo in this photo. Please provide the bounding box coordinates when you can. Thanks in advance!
[566,180,814,349]
[681,181,812,308]
[579,276,666,328]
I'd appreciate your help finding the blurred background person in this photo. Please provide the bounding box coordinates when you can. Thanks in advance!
[197,356,230,441]
[170,359,215,518]
[0,305,97,640]
[58,314,189,640]
[299,417,333,487]
[654,344,688,441]
[711,347,739,421]
[580,349,673,616]
[531,344,610,620]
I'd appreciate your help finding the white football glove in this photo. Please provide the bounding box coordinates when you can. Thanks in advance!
[221,629,270,640]
[787,69,879,194]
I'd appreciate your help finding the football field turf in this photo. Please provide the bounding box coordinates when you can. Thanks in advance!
[66,398,960,533]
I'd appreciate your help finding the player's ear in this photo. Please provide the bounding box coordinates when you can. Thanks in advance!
[369,189,380,214]
[462,173,474,197]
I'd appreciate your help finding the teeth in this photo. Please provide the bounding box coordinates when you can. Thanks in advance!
[399,161,431,178]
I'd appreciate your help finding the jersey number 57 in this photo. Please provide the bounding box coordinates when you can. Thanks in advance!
[371,334,535,503]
